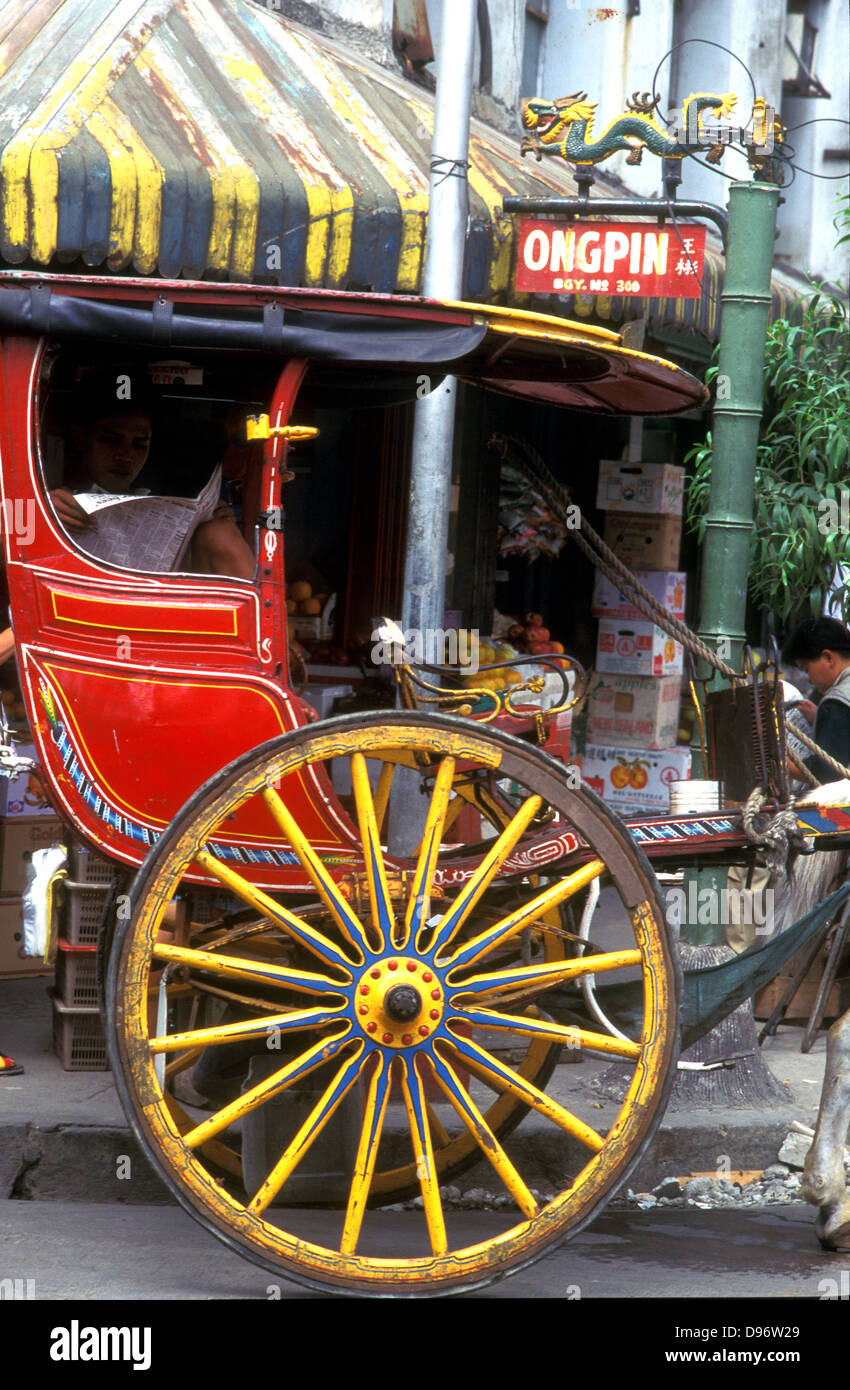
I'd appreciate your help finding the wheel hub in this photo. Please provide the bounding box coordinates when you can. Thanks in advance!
[384,984,421,1021]
[354,956,444,1048]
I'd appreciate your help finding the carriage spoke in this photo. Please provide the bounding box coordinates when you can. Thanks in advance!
[449,948,642,1001]
[248,1045,367,1215]
[399,1055,447,1255]
[403,755,456,948]
[445,859,606,970]
[429,1053,539,1219]
[182,1031,351,1149]
[443,1031,605,1152]
[194,851,357,969]
[350,752,393,952]
[150,1004,346,1054]
[425,1099,451,1148]
[426,794,544,956]
[372,762,395,839]
[449,1005,642,1060]
[341,1054,393,1253]
[261,787,370,952]
[152,942,350,995]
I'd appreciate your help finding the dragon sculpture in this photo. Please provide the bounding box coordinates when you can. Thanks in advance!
[521,90,739,167]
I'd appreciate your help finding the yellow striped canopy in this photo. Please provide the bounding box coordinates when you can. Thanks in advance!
[0,0,809,339]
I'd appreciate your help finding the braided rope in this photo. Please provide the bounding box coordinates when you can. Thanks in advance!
[497,438,850,785]
[741,786,810,875]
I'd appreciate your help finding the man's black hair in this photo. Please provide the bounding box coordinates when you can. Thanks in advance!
[70,369,157,430]
[782,617,850,664]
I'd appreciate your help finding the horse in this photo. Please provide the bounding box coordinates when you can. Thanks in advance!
[770,808,850,1250]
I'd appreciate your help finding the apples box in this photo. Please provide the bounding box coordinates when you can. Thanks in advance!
[582,744,692,815]
[596,619,683,677]
[586,672,681,749]
[0,744,56,818]
[592,569,686,622]
[602,513,681,570]
[596,461,684,515]
[0,816,66,894]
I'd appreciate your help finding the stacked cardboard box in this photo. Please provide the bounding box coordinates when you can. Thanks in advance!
[586,462,690,814]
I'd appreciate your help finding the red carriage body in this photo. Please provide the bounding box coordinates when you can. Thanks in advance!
[0,271,707,886]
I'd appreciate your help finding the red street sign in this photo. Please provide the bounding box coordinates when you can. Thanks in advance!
[515,219,706,298]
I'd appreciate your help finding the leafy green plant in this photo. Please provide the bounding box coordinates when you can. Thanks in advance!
[686,219,850,626]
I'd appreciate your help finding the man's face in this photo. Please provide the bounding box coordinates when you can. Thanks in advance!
[799,649,849,694]
[73,412,152,492]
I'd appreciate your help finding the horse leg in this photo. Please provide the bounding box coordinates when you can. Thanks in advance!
[801,1006,850,1250]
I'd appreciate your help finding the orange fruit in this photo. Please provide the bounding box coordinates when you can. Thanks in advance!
[291,580,312,601]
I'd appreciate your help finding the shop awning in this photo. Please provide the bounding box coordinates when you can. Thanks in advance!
[555,246,810,343]
[0,0,811,341]
[0,0,594,298]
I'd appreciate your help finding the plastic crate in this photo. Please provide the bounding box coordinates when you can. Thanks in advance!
[54,941,98,1009]
[51,994,109,1071]
[70,844,115,886]
[62,880,110,946]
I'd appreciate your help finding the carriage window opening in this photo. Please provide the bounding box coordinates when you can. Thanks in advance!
[36,350,276,582]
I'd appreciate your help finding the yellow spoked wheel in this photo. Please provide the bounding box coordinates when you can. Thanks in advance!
[107,712,680,1297]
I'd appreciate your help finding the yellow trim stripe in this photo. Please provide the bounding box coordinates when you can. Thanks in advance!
[49,588,239,637]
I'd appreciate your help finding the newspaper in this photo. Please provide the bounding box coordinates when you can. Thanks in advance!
[74,466,222,572]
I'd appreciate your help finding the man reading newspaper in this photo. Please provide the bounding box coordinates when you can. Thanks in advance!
[50,383,254,579]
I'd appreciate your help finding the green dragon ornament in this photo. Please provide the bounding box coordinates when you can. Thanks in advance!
[521,90,740,166]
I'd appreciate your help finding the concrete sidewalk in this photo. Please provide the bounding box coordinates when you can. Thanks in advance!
[0,974,830,1204]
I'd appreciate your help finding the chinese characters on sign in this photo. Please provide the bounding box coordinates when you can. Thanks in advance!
[515,220,706,298]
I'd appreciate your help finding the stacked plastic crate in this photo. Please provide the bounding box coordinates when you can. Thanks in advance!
[51,843,113,1070]
[582,461,691,816]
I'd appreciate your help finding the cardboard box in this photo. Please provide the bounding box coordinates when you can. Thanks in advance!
[0,744,56,818]
[586,672,681,749]
[0,816,66,894]
[581,743,691,815]
[289,593,336,643]
[596,619,683,677]
[592,569,686,622]
[0,895,50,976]
[543,708,572,762]
[602,512,682,570]
[596,461,684,515]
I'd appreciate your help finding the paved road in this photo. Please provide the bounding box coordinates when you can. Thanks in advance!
[1,1198,845,1301]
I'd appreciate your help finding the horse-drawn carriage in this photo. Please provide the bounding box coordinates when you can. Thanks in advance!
[1,270,847,1295]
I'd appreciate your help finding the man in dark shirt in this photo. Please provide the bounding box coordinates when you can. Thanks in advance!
[782,617,850,783]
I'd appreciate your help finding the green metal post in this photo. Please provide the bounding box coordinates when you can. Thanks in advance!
[683,179,780,947]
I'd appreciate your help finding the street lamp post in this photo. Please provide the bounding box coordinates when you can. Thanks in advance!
[400,1,477,647]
